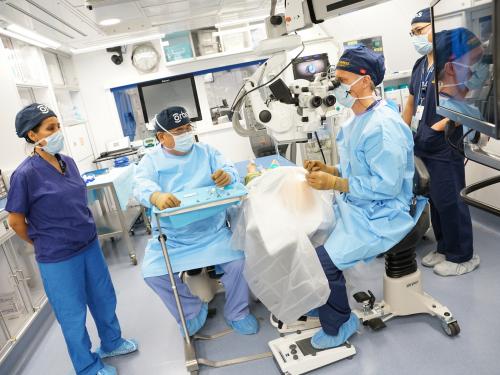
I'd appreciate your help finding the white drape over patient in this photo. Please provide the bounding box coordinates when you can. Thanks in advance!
[231,166,335,323]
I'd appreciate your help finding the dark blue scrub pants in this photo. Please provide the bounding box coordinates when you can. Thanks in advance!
[420,156,474,263]
[38,239,124,375]
[316,246,351,336]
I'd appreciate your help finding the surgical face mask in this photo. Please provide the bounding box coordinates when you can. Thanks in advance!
[155,115,195,153]
[168,131,195,153]
[35,130,64,155]
[411,34,433,55]
[454,61,490,90]
[332,76,374,109]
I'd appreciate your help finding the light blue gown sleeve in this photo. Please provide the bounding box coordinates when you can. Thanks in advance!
[208,146,240,184]
[348,131,407,200]
[133,154,162,208]
[334,164,342,177]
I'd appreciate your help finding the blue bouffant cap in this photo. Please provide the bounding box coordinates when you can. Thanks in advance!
[411,8,431,25]
[336,45,386,86]
[154,106,190,132]
[15,103,57,138]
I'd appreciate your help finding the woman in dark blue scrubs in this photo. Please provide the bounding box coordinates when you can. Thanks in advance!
[403,9,479,277]
[6,104,138,375]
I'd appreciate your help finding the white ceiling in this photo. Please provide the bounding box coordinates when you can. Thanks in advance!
[0,0,282,50]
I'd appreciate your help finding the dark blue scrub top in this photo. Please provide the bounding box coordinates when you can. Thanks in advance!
[6,153,97,263]
[409,56,462,161]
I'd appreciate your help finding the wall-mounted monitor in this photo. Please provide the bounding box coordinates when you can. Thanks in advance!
[292,53,330,81]
[138,74,202,123]
[432,0,498,139]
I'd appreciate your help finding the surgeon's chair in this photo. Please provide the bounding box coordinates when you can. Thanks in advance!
[352,156,460,337]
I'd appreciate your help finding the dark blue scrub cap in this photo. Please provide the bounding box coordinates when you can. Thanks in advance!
[15,103,57,138]
[154,106,190,132]
[435,28,483,72]
[411,8,431,25]
[336,45,386,86]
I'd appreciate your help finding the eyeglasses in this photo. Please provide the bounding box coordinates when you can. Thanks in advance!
[409,24,431,37]
[169,124,193,136]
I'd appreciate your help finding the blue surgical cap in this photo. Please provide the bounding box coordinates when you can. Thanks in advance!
[336,45,386,86]
[154,106,190,132]
[411,8,431,25]
[435,28,483,73]
[15,103,57,138]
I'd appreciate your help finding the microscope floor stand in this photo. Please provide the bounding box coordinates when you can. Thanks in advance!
[269,328,356,375]
[353,269,460,336]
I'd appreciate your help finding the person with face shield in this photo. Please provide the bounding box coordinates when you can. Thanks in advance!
[402,10,479,277]
[303,45,423,349]
[133,106,258,337]
[6,104,138,375]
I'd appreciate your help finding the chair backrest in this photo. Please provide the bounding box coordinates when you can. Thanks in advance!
[413,156,430,197]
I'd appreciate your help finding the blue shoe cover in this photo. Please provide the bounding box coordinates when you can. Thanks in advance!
[182,303,208,337]
[97,365,117,375]
[306,309,319,317]
[227,313,259,335]
[311,313,359,349]
[97,338,138,359]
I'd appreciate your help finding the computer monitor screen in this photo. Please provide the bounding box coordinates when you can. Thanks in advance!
[292,53,330,81]
[138,74,202,123]
[432,0,498,138]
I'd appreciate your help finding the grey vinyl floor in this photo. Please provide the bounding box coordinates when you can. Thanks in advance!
[16,208,500,375]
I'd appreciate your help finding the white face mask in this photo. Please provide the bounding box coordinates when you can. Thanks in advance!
[35,130,64,155]
[411,34,433,55]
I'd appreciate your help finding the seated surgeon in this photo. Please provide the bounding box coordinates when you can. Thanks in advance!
[133,106,258,336]
[303,45,422,349]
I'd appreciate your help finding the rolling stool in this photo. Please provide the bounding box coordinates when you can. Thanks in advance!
[353,156,460,337]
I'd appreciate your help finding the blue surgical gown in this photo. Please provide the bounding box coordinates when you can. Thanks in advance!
[134,143,244,277]
[324,100,426,270]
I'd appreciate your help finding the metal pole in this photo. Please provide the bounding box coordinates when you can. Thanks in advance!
[154,213,191,343]
[109,183,136,263]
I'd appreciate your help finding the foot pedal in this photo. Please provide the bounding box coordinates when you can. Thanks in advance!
[367,318,386,331]
[353,290,376,309]
[208,308,217,319]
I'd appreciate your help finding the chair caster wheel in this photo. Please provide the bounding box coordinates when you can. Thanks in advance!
[442,321,460,337]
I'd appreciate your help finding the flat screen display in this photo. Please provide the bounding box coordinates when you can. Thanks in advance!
[432,0,498,138]
[138,74,202,123]
[292,53,330,81]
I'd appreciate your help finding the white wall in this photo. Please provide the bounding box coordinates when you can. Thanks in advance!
[321,0,431,72]
[72,36,339,164]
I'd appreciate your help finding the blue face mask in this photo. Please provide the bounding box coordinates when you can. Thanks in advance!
[441,61,491,91]
[36,131,64,155]
[155,114,195,153]
[461,62,490,90]
[411,34,433,55]
[332,76,374,109]
[169,131,195,153]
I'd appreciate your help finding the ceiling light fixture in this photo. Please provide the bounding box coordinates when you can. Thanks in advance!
[70,33,163,54]
[6,23,61,49]
[99,18,121,26]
